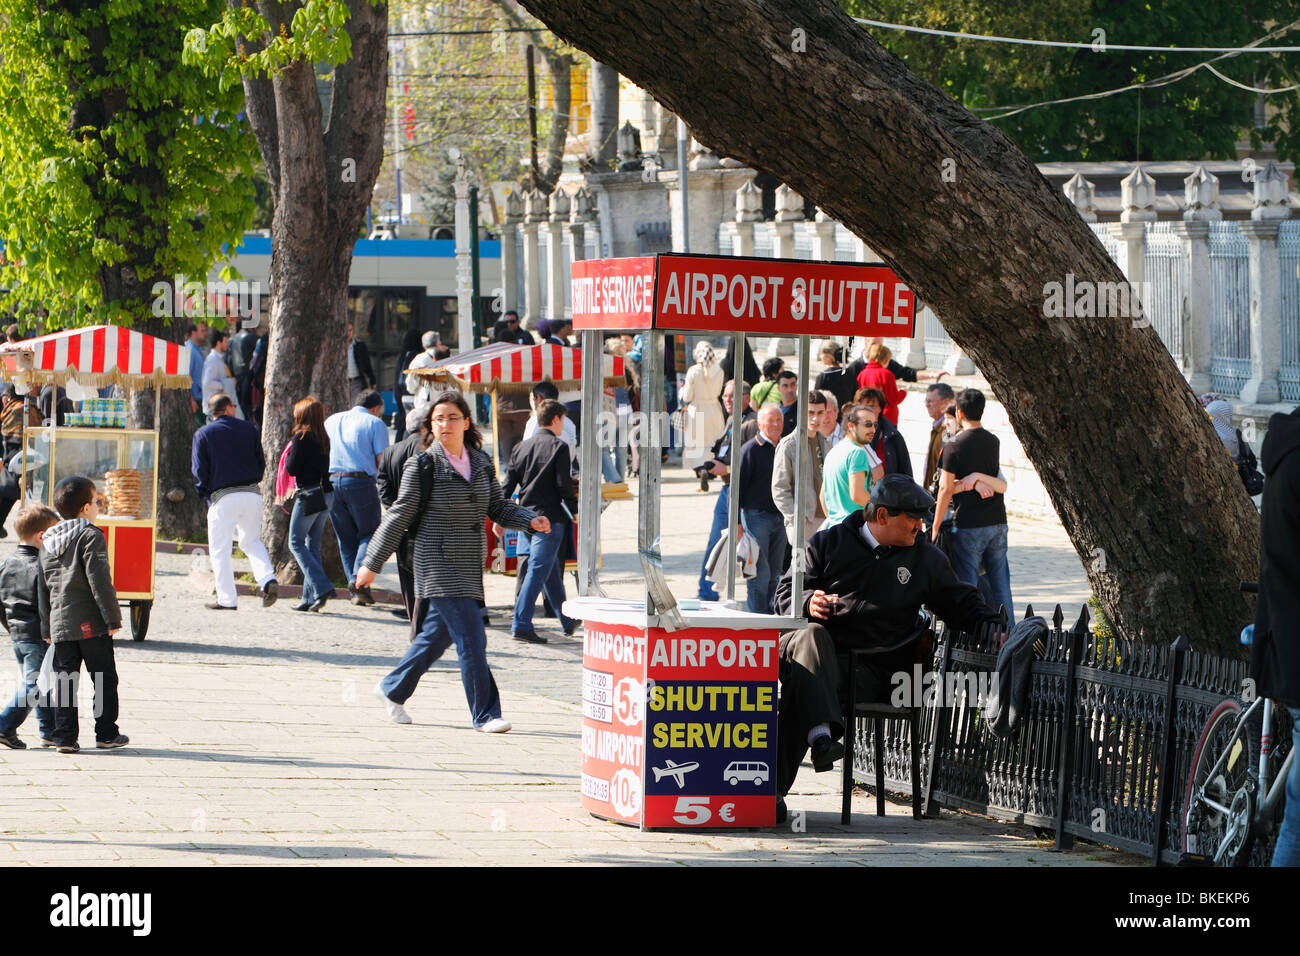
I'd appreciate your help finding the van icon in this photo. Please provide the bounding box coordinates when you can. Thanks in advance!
[724,761,769,786]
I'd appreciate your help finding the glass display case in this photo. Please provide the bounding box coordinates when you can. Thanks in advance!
[21,427,158,602]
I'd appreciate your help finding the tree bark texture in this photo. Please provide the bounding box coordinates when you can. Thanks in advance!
[238,0,388,575]
[517,0,1260,656]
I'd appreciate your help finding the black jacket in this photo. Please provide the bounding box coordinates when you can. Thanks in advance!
[378,432,426,508]
[40,520,121,642]
[775,510,998,651]
[720,337,761,398]
[815,366,857,409]
[1252,407,1300,707]
[872,416,913,479]
[493,322,535,346]
[709,410,758,483]
[0,544,48,642]
[502,430,577,526]
[192,415,265,500]
[286,431,332,492]
[350,340,377,386]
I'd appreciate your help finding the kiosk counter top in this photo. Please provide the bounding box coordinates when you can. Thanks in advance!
[562,596,804,632]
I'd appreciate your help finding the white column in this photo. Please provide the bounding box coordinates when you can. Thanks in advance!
[807,209,836,261]
[522,188,546,332]
[500,189,523,317]
[547,188,570,320]
[1171,221,1213,393]
[453,154,474,353]
[1239,220,1283,404]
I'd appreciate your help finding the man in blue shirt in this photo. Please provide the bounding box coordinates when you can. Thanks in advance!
[183,323,206,422]
[325,391,390,606]
[192,393,278,610]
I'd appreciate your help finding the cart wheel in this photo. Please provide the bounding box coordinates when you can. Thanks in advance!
[129,600,152,642]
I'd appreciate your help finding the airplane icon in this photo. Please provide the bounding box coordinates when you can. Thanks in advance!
[651,760,700,789]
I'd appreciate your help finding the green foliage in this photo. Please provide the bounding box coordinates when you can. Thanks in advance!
[0,0,261,327]
[843,1,1291,162]
[182,0,356,85]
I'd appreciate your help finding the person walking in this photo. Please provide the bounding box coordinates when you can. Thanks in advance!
[697,381,757,602]
[855,387,913,478]
[1250,403,1300,865]
[357,391,547,733]
[346,324,378,403]
[503,399,580,643]
[404,331,443,407]
[820,404,884,530]
[392,328,422,442]
[736,405,787,614]
[855,343,906,426]
[324,391,390,606]
[192,394,279,611]
[183,323,206,423]
[680,341,726,475]
[493,310,535,345]
[202,329,242,421]
[378,404,431,620]
[931,388,1012,617]
[771,391,832,547]
[285,397,335,613]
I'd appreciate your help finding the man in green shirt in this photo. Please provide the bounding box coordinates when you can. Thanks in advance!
[819,405,884,529]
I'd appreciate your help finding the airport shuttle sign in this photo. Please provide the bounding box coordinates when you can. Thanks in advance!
[572,253,916,338]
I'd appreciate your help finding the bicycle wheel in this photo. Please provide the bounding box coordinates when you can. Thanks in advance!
[1182,699,1257,866]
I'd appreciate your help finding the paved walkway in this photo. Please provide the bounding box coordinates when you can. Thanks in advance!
[0,474,1130,866]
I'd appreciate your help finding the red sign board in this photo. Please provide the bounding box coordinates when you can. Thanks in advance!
[571,256,656,330]
[572,253,915,338]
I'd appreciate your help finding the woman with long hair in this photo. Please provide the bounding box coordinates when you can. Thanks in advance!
[356,390,548,733]
[285,396,335,612]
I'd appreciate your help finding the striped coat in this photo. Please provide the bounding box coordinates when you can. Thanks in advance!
[363,442,536,601]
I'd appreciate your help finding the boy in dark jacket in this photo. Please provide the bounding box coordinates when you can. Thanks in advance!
[40,476,128,754]
[0,504,60,748]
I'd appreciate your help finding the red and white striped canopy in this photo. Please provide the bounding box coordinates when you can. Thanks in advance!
[409,342,624,393]
[0,325,191,389]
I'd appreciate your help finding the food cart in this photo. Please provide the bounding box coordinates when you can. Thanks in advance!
[0,326,192,642]
[406,340,626,575]
[566,253,916,829]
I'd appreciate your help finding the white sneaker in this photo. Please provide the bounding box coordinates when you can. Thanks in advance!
[478,718,512,734]
[375,682,412,724]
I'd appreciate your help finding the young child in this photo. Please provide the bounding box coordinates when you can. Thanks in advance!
[0,504,60,748]
[40,476,128,753]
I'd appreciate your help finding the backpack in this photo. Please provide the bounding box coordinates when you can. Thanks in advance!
[1234,428,1265,496]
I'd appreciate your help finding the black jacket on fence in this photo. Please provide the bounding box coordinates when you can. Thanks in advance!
[988,615,1049,737]
[1252,406,1300,708]
[774,509,998,652]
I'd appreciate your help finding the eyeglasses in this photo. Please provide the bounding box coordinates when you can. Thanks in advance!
[431,415,465,425]
[857,421,877,430]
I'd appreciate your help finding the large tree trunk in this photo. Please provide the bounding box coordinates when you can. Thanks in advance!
[238,1,388,576]
[517,0,1261,656]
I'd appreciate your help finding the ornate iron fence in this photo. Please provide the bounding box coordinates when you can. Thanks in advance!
[849,604,1254,865]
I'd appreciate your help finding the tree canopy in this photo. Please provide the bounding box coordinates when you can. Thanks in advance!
[0,0,259,328]
[843,1,1296,163]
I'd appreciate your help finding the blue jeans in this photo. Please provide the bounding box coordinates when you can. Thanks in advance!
[329,475,383,583]
[743,509,785,614]
[601,447,621,482]
[699,485,730,600]
[0,640,53,739]
[1273,707,1300,866]
[513,522,575,634]
[289,492,335,603]
[950,523,1013,618]
[381,597,502,727]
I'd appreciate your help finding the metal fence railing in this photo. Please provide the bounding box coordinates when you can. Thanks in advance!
[1279,221,1300,403]
[1209,222,1252,397]
[850,604,1267,865]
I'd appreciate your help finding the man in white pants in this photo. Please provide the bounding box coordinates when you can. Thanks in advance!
[191,393,278,610]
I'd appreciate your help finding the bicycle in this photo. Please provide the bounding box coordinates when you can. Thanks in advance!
[1181,581,1294,866]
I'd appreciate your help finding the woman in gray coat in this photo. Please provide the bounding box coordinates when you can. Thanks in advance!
[356,391,548,733]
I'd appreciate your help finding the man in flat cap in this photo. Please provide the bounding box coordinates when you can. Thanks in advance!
[773,474,1000,818]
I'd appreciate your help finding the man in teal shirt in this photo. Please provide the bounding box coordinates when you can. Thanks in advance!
[820,406,883,529]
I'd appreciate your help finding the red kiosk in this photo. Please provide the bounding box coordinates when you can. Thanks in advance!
[566,253,916,828]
